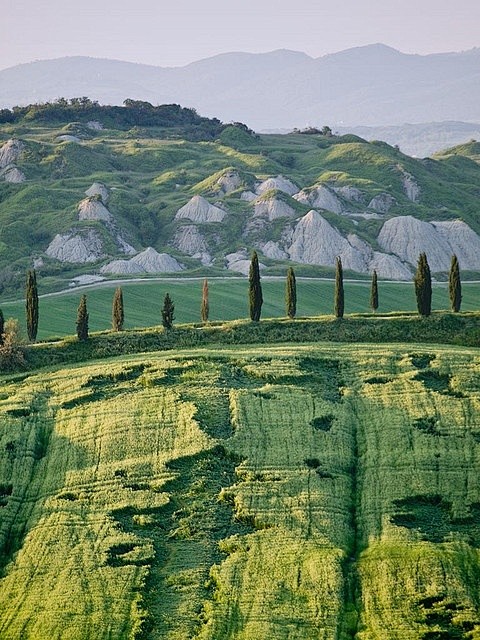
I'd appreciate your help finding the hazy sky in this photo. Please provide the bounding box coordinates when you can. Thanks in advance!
[1,0,479,70]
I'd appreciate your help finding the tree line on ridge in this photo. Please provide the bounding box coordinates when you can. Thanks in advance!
[0,251,466,349]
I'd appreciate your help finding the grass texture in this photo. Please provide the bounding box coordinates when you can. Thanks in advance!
[1,343,480,638]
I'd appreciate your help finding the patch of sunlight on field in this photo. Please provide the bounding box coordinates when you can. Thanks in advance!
[1,343,480,639]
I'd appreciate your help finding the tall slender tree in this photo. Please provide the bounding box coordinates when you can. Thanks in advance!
[370,269,379,313]
[112,287,124,331]
[201,278,209,323]
[0,308,4,345]
[334,257,344,318]
[25,269,39,342]
[161,293,175,329]
[249,251,263,321]
[285,267,297,319]
[76,294,89,341]
[414,252,432,317]
[449,254,462,313]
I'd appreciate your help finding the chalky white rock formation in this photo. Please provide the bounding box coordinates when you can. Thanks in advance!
[100,260,145,275]
[368,193,396,212]
[286,210,415,279]
[173,225,209,256]
[175,195,226,222]
[255,175,299,196]
[369,252,413,280]
[401,171,421,202]
[253,197,297,220]
[332,185,364,202]
[259,241,288,260]
[294,185,344,214]
[46,230,104,263]
[130,247,184,272]
[0,139,25,168]
[85,182,109,203]
[288,210,368,271]
[378,216,480,272]
[216,170,243,194]
[78,197,112,222]
[225,250,266,275]
[101,248,184,274]
[1,166,26,183]
[433,220,480,270]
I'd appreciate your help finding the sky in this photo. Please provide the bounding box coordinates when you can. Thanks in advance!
[1,0,479,70]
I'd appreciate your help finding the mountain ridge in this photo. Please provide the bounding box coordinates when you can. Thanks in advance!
[2,45,479,133]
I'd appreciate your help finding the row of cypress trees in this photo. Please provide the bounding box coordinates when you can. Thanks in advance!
[250,252,346,322]
[413,252,462,317]
[0,252,464,345]
[75,287,125,341]
[252,251,462,322]
[70,250,464,341]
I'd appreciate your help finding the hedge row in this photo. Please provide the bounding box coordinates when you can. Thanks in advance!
[13,312,479,374]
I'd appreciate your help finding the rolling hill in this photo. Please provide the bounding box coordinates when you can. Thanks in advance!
[1,103,480,305]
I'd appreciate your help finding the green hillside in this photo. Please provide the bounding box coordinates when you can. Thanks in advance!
[1,102,480,298]
[1,343,480,639]
[1,103,480,638]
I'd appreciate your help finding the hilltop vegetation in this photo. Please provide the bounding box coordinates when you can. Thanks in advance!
[1,102,480,299]
[1,343,480,638]
[0,98,234,140]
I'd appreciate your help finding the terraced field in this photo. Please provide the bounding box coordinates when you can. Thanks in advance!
[1,343,480,639]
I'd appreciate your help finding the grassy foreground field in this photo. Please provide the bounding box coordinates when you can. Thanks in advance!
[1,342,480,639]
[1,277,479,340]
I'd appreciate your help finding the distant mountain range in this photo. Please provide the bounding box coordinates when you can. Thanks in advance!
[1,45,479,136]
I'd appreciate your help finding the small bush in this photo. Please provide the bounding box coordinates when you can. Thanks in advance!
[0,319,25,372]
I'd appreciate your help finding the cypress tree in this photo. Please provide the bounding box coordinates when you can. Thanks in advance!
[370,270,379,313]
[201,278,209,323]
[25,269,39,342]
[334,256,344,318]
[414,252,432,316]
[0,308,4,345]
[448,254,462,313]
[161,293,175,329]
[76,294,89,341]
[112,287,124,331]
[249,251,263,321]
[285,267,296,319]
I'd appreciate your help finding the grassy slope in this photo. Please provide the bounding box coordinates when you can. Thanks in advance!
[2,277,479,340]
[1,343,480,639]
[1,122,480,294]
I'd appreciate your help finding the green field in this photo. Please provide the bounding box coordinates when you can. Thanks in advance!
[2,277,479,340]
[1,342,480,638]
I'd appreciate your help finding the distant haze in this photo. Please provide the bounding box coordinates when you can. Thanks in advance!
[1,0,479,71]
[2,46,479,139]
